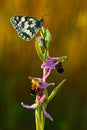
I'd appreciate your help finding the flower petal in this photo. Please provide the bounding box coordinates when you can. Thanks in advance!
[36,94,45,103]
[21,102,37,109]
[39,82,55,88]
[41,56,58,69]
[42,106,53,121]
[47,55,58,61]
[43,68,51,79]
[41,61,55,69]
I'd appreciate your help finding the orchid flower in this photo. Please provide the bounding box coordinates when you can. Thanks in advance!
[21,77,54,121]
[41,55,68,79]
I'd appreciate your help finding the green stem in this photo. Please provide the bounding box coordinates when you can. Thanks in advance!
[35,28,49,130]
[35,103,45,130]
[35,108,42,130]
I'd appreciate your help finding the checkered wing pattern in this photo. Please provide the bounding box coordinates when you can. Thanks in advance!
[10,16,44,41]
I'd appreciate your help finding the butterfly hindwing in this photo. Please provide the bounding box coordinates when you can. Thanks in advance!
[10,16,44,41]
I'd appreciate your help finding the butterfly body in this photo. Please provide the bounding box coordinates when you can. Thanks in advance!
[10,16,44,41]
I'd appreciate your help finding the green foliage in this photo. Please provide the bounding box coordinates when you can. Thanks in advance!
[48,79,67,104]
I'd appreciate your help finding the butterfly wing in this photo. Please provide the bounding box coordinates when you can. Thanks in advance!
[10,16,44,41]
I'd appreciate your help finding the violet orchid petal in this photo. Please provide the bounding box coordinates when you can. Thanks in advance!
[41,56,58,69]
[47,55,58,61]
[42,106,53,121]
[39,82,55,88]
[21,102,37,109]
[41,61,56,69]
[43,68,51,79]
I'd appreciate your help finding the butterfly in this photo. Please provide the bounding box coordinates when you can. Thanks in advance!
[10,15,44,41]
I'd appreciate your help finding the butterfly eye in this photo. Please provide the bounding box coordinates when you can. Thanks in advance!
[10,16,44,41]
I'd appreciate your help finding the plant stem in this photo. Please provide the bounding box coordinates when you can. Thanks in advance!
[35,104,45,130]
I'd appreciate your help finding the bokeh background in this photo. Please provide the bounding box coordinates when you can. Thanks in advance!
[0,0,87,130]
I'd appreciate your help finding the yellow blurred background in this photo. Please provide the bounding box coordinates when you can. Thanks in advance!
[0,0,87,130]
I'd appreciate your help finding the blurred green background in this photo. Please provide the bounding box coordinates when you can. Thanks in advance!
[0,0,87,130]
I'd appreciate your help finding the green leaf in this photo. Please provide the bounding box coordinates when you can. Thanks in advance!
[35,39,45,61]
[48,79,67,104]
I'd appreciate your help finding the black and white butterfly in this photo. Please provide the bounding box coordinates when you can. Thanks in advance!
[10,16,44,41]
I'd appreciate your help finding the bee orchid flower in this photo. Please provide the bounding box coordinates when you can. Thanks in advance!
[21,77,54,121]
[41,55,68,79]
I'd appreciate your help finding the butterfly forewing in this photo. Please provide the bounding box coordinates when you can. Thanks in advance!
[10,16,44,41]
